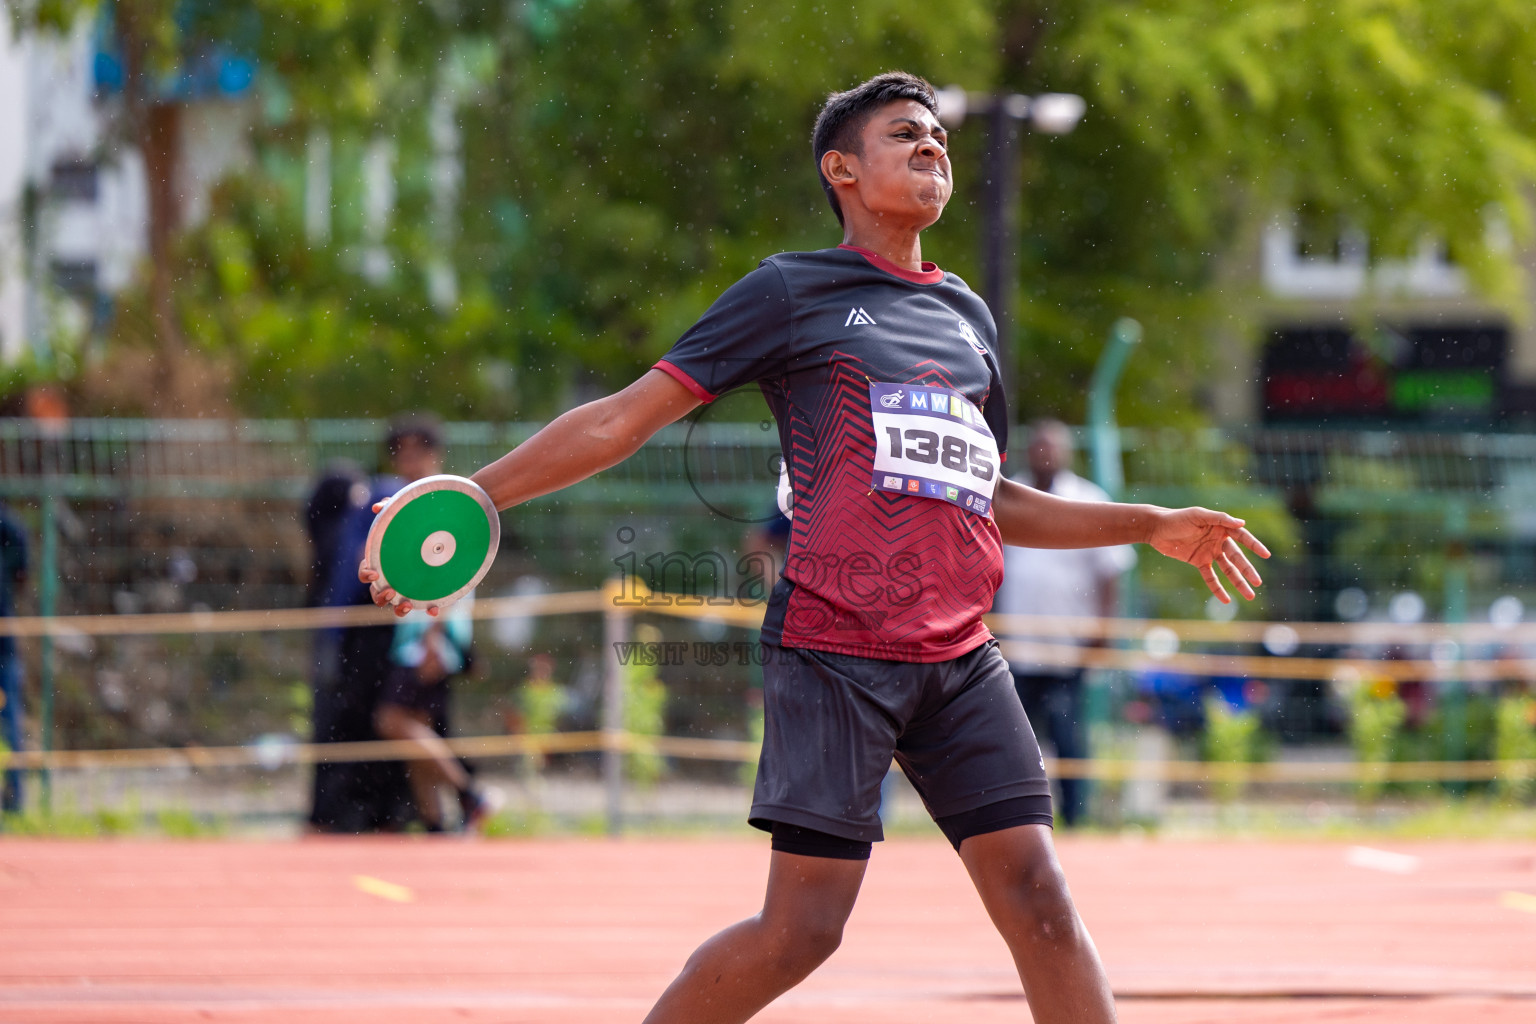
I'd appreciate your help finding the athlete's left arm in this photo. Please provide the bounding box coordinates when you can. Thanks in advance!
[991,478,1271,603]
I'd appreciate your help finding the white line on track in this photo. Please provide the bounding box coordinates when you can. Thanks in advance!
[1345,846,1421,875]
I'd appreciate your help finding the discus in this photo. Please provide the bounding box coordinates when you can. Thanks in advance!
[365,474,500,610]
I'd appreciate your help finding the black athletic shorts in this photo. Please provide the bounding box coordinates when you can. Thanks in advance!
[379,664,449,723]
[748,640,1053,846]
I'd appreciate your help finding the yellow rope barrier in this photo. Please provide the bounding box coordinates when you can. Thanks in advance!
[4,731,1532,786]
[5,591,1536,645]
[0,590,613,637]
[985,613,1536,646]
[1002,640,1533,683]
[0,731,609,770]
[3,588,1532,787]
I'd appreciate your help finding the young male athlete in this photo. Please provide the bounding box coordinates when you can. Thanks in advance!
[363,71,1268,1023]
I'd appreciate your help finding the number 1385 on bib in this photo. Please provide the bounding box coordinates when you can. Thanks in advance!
[868,381,1000,518]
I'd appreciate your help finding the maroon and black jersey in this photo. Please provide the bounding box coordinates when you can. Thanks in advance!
[655,245,1009,662]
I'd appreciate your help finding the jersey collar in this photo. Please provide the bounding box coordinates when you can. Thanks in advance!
[838,244,945,285]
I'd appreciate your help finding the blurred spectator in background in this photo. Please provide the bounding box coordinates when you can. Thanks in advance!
[512,652,566,780]
[375,594,498,832]
[994,419,1136,827]
[304,460,370,609]
[305,414,448,833]
[0,500,28,813]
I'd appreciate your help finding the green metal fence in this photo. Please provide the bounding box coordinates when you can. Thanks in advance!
[3,417,1536,808]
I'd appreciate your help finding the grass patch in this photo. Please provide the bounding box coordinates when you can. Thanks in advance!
[2,803,228,838]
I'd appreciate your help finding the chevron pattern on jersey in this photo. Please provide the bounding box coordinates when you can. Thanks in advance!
[773,353,1002,662]
[659,246,1008,662]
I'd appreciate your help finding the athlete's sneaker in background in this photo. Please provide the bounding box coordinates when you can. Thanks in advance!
[459,784,504,834]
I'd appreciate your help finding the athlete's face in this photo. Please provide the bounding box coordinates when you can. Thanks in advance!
[845,99,952,228]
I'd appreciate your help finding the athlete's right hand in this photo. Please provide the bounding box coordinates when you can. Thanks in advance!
[357,559,438,618]
[357,496,439,618]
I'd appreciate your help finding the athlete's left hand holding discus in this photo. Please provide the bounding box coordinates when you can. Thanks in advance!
[360,494,434,617]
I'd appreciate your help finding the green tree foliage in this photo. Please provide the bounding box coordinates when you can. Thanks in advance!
[1006,1,1536,424]
[9,1,1536,421]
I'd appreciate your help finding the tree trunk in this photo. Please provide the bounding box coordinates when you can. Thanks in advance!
[113,0,225,415]
[141,101,184,359]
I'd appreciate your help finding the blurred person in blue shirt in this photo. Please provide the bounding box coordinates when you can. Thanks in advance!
[0,500,28,813]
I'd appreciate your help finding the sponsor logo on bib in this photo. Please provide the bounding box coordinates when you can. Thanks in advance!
[869,381,999,518]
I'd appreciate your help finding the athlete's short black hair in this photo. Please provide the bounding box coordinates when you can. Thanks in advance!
[812,71,940,227]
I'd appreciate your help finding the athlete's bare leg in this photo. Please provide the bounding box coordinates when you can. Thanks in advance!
[374,702,470,827]
[642,850,867,1024]
[958,823,1117,1023]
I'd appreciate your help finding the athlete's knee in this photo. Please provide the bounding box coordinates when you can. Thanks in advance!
[1008,859,1079,947]
[759,904,848,975]
[975,842,1079,948]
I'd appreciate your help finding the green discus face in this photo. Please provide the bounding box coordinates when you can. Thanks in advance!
[371,478,498,605]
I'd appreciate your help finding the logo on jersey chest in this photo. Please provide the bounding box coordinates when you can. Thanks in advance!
[958,318,987,355]
[845,307,877,327]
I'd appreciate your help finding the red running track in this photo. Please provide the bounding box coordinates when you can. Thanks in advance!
[2,836,1534,1023]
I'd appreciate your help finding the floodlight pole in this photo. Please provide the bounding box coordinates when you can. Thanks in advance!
[980,98,1027,399]
[936,87,1085,409]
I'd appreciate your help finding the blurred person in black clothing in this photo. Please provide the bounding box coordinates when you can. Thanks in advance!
[304,418,452,832]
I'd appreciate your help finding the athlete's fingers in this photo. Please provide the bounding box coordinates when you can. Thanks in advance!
[1224,537,1264,587]
[1217,550,1256,601]
[372,502,384,513]
[359,563,377,584]
[426,605,440,618]
[1200,562,1231,604]
[1203,509,1245,529]
[369,579,397,607]
[1234,527,1271,560]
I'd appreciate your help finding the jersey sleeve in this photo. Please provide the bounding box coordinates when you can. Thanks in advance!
[653,262,792,402]
[978,313,1009,459]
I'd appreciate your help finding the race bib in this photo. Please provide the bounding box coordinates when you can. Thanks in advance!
[869,382,999,517]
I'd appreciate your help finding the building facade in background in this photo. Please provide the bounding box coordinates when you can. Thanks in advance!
[1212,217,1536,431]
[0,14,253,367]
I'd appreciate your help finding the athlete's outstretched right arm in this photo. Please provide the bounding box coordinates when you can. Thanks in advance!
[470,369,701,509]
[361,369,702,611]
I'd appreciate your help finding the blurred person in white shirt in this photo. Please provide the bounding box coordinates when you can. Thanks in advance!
[994,419,1135,827]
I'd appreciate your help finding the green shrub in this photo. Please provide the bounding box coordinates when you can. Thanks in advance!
[1201,697,1265,804]
[623,628,669,788]
[1348,684,1406,802]
[1494,694,1536,803]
